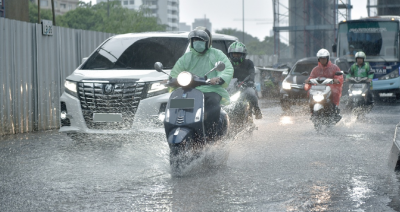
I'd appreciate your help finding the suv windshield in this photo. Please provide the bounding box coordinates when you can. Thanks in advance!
[291,62,317,75]
[82,37,188,70]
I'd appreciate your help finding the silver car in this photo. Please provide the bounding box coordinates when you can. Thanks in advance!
[59,32,238,139]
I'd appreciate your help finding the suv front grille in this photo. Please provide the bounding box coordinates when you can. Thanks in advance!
[77,82,147,130]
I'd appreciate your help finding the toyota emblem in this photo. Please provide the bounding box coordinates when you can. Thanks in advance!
[104,84,114,94]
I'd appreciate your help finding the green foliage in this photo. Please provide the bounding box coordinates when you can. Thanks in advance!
[29,2,55,23]
[216,28,259,44]
[29,1,166,34]
[216,28,289,56]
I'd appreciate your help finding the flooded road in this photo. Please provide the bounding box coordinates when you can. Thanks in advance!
[1,100,400,211]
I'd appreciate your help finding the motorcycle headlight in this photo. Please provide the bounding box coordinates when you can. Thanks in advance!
[313,94,324,102]
[351,90,362,95]
[147,82,168,98]
[177,71,192,87]
[282,81,291,90]
[64,80,77,97]
[230,91,241,102]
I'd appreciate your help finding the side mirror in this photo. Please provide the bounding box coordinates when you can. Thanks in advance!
[215,61,225,71]
[343,70,350,75]
[368,70,375,75]
[154,62,164,72]
[301,71,309,76]
[332,43,337,53]
[82,57,88,64]
[335,71,343,76]
[154,62,171,78]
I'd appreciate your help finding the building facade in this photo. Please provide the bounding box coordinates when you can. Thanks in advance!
[97,0,179,31]
[192,16,212,32]
[33,0,79,15]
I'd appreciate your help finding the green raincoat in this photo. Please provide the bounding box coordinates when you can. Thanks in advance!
[171,47,234,105]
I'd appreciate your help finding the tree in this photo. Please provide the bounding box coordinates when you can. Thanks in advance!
[29,2,54,23]
[29,1,167,34]
[216,28,289,56]
[57,1,166,33]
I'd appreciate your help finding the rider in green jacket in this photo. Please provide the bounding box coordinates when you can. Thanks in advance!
[346,51,374,104]
[170,26,234,136]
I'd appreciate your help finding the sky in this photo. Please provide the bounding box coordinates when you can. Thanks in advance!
[82,0,368,41]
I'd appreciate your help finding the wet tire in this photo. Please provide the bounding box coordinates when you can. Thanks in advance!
[169,139,194,175]
[280,100,291,112]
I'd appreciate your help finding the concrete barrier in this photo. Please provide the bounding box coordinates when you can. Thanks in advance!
[388,123,400,170]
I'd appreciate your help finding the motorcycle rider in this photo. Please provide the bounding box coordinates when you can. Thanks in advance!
[170,26,234,137]
[346,51,374,104]
[228,41,263,119]
[305,48,344,118]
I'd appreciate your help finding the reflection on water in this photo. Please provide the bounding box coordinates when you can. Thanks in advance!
[348,176,371,208]
[280,116,294,125]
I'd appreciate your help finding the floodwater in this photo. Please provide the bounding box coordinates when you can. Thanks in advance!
[1,100,400,211]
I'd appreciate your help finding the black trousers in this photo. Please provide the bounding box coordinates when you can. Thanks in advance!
[203,92,222,136]
[242,87,260,109]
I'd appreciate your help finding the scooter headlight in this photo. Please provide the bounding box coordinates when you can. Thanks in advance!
[351,90,362,95]
[177,71,192,87]
[313,94,324,102]
[230,91,241,102]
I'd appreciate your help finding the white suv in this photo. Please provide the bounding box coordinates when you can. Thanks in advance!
[59,32,238,137]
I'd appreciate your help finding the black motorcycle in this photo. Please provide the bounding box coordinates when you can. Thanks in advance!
[224,76,256,136]
[154,61,229,174]
[346,76,374,118]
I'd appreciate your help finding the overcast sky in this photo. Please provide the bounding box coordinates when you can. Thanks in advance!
[83,0,368,41]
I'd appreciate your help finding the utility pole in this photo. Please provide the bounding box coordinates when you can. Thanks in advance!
[242,0,244,43]
[51,0,56,25]
[38,0,41,23]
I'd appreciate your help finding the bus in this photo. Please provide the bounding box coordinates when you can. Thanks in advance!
[333,16,400,100]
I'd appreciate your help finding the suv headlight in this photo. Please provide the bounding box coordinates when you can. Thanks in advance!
[64,80,77,97]
[379,70,399,80]
[282,81,291,90]
[147,81,168,98]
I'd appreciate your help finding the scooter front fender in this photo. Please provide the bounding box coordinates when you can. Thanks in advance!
[313,103,324,112]
[167,127,194,144]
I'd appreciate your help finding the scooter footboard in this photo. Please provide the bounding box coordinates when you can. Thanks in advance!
[167,127,194,144]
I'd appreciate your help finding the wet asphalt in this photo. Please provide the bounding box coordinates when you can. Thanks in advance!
[1,99,400,211]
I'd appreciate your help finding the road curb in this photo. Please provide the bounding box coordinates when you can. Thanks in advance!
[388,122,400,170]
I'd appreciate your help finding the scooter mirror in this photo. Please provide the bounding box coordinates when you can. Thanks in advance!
[215,61,225,71]
[368,70,374,75]
[301,71,309,76]
[154,62,164,72]
[335,71,343,76]
[343,70,349,75]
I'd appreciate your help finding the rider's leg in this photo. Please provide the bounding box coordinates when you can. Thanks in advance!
[367,87,374,104]
[244,87,262,119]
[203,92,222,137]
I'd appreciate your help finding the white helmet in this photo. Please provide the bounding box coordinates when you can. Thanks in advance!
[355,51,366,62]
[316,48,330,62]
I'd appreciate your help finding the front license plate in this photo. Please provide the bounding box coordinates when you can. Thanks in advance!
[379,93,394,97]
[169,98,195,109]
[93,113,122,122]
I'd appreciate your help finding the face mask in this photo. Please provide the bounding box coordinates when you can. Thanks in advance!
[193,41,206,53]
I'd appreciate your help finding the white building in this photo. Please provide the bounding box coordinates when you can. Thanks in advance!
[97,0,179,31]
[33,0,79,15]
